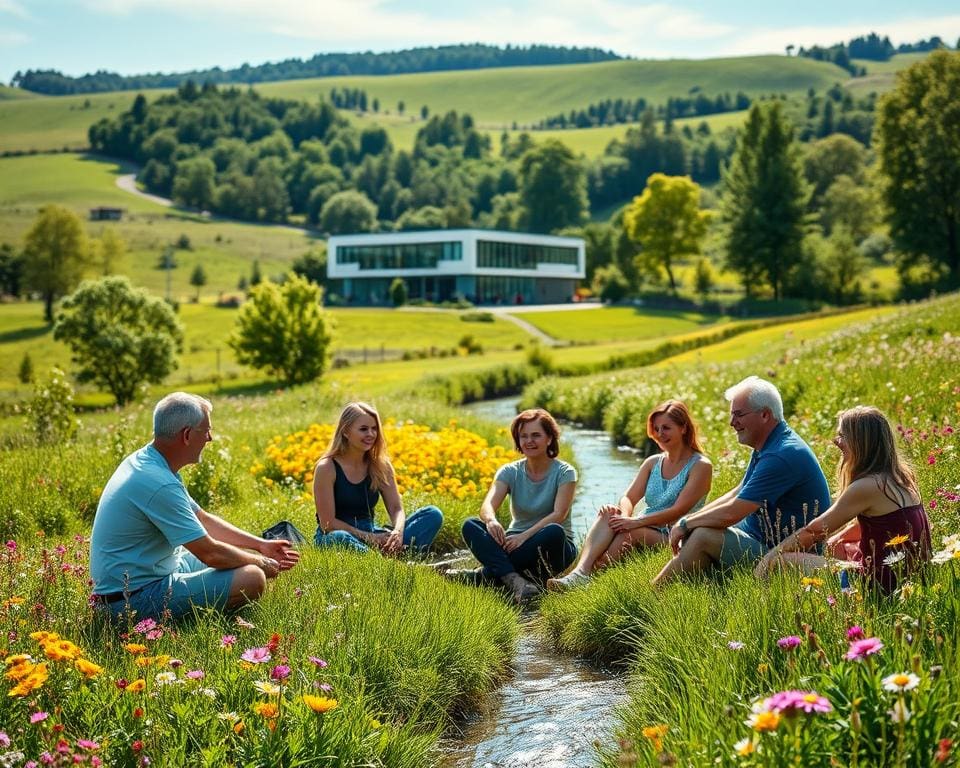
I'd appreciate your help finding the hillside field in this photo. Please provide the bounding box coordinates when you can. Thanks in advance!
[0,55,849,156]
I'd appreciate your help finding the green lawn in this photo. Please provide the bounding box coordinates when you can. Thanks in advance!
[511,306,727,343]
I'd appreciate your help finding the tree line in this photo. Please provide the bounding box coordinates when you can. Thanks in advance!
[794,33,954,75]
[536,91,751,129]
[10,44,621,95]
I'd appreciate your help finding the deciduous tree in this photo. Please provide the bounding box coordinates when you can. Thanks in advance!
[190,264,208,301]
[23,205,90,322]
[875,50,960,286]
[229,274,333,386]
[519,139,588,233]
[319,190,378,235]
[624,173,711,293]
[53,276,184,405]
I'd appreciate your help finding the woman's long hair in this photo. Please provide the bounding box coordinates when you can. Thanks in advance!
[646,399,704,453]
[837,406,918,504]
[323,402,390,491]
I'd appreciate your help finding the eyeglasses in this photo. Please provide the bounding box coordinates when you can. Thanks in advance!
[729,409,759,421]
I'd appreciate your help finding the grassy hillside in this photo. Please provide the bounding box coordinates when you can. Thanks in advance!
[0,153,316,297]
[257,56,850,128]
[0,55,848,155]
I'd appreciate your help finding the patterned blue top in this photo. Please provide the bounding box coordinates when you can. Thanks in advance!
[641,452,706,522]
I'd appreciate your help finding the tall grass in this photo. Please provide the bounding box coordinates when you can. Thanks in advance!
[0,542,518,767]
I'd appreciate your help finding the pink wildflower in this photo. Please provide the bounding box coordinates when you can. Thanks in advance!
[133,618,157,634]
[271,665,291,681]
[0,732,9,747]
[76,740,100,750]
[186,670,205,680]
[30,711,49,724]
[728,641,745,650]
[826,596,837,607]
[220,634,237,648]
[240,647,271,664]
[845,637,884,661]
[846,626,865,640]
[308,656,328,668]
[777,636,802,650]
[766,690,833,714]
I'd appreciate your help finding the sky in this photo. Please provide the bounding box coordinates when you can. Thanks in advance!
[1,0,959,83]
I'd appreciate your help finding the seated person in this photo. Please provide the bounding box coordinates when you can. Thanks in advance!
[313,402,443,554]
[90,393,300,621]
[457,408,577,602]
[652,376,831,587]
[548,400,712,590]
[755,406,931,593]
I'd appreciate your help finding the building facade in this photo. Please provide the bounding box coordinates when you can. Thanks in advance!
[326,229,585,305]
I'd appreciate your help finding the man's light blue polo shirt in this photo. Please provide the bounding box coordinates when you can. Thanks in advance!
[734,421,831,549]
[90,443,206,594]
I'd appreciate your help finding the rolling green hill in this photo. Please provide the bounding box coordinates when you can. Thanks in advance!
[0,55,850,155]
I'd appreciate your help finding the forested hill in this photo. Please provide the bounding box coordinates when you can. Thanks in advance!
[11,44,621,96]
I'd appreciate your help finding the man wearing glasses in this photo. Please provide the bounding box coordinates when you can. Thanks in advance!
[90,392,300,621]
[653,376,829,586]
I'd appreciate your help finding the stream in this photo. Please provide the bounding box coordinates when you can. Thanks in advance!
[439,398,644,768]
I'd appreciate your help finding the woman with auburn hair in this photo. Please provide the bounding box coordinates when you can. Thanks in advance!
[547,399,712,591]
[455,408,578,602]
[313,402,443,554]
[755,406,931,593]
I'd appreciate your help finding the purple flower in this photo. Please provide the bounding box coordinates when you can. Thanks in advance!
[220,634,237,648]
[241,647,272,664]
[145,629,163,641]
[766,690,833,714]
[826,596,837,607]
[777,635,802,651]
[168,658,183,668]
[727,641,745,651]
[186,670,205,680]
[30,711,49,724]
[308,656,328,668]
[845,637,884,661]
[271,664,291,681]
[314,682,333,691]
[846,626,865,641]
[0,731,10,747]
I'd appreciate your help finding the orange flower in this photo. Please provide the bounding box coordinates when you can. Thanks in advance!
[126,678,146,693]
[124,644,148,655]
[641,724,669,751]
[253,701,278,718]
[233,721,244,735]
[302,695,338,713]
[74,658,104,679]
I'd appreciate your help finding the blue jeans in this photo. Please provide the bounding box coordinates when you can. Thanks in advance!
[98,551,236,622]
[461,517,577,582]
[314,505,444,554]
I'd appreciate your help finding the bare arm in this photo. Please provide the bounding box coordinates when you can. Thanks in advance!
[479,480,510,546]
[378,463,405,554]
[620,460,713,530]
[599,457,655,517]
[183,534,281,577]
[194,508,299,571]
[504,481,576,552]
[765,481,871,559]
[313,459,382,547]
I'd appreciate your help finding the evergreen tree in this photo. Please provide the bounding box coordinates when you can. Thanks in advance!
[519,140,588,233]
[721,102,809,300]
[190,264,208,301]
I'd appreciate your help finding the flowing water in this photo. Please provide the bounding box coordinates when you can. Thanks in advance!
[439,398,644,768]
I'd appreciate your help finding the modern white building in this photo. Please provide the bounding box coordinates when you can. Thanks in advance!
[326,229,585,305]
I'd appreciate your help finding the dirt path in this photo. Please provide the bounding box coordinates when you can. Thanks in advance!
[115,174,173,207]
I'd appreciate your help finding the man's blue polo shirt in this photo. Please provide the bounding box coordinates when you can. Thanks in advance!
[90,443,206,594]
[734,421,830,549]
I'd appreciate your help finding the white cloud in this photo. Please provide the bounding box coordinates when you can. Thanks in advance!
[0,0,29,19]
[723,15,960,57]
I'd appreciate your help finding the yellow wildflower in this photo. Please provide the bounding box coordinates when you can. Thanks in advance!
[302,694,338,713]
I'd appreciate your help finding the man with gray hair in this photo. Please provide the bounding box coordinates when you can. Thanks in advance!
[90,392,299,620]
[652,376,829,586]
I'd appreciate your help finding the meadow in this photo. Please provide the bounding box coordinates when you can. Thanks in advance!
[1,287,957,765]
[533,293,959,765]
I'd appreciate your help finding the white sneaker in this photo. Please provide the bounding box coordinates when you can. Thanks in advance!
[546,570,591,591]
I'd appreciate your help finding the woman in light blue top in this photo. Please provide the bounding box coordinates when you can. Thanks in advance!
[547,400,712,590]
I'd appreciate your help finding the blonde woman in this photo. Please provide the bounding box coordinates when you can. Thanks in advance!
[755,406,931,593]
[313,402,443,554]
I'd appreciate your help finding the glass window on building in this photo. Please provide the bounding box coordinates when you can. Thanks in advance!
[336,241,462,270]
[476,240,578,269]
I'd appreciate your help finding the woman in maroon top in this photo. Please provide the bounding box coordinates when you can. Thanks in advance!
[755,406,930,592]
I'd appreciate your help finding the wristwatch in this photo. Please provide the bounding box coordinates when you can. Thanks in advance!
[677,517,689,531]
